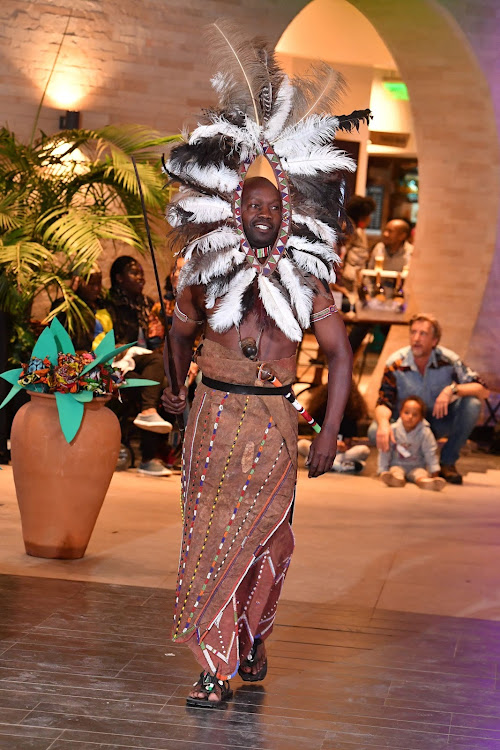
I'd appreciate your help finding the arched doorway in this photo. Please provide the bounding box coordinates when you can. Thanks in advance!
[276,0,500,401]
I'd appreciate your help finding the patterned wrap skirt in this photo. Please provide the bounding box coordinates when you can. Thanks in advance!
[172,339,298,679]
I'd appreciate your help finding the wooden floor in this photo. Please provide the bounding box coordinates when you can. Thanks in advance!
[2,573,500,749]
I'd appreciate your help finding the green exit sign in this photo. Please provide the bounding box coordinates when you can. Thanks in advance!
[383,81,409,100]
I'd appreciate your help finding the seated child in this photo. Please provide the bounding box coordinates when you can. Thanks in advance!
[378,395,445,491]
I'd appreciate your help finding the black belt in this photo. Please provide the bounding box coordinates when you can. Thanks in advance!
[202,375,292,396]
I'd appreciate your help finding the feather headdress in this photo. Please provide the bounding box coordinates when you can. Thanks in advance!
[164,21,371,342]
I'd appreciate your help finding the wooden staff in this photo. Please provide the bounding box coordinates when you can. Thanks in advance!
[131,157,184,438]
[257,363,321,434]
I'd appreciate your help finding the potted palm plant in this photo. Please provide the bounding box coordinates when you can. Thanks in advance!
[0,317,158,559]
[0,123,179,363]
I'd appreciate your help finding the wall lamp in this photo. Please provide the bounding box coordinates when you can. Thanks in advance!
[59,110,81,129]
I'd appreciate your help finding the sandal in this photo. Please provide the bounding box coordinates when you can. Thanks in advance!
[238,637,268,682]
[186,670,233,708]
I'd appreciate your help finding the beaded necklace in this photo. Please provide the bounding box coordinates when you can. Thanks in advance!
[253,245,271,260]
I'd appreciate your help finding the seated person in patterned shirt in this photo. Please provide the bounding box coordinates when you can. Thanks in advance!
[368,313,489,485]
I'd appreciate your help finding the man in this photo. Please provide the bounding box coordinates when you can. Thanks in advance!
[159,26,369,706]
[162,176,353,705]
[371,313,489,484]
[369,218,413,273]
[368,218,413,298]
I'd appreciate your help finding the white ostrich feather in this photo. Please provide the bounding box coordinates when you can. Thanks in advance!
[277,257,313,329]
[263,76,294,142]
[165,158,239,193]
[288,235,339,264]
[281,146,356,176]
[258,276,302,342]
[209,268,256,332]
[273,115,339,156]
[287,248,330,281]
[190,118,259,155]
[169,196,232,226]
[293,213,337,245]
[183,228,239,261]
[180,247,246,289]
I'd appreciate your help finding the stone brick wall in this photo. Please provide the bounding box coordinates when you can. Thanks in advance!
[1,0,304,302]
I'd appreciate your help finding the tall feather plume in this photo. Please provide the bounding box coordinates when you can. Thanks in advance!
[206,21,269,126]
[290,63,346,126]
[253,42,284,122]
[264,76,294,142]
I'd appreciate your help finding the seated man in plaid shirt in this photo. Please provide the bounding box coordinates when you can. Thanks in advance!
[370,313,489,484]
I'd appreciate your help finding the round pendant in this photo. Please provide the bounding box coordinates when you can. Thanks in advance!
[240,337,258,360]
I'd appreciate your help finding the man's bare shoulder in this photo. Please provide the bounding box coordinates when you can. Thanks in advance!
[177,284,206,319]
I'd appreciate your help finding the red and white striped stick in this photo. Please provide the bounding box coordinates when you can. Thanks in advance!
[257,364,321,434]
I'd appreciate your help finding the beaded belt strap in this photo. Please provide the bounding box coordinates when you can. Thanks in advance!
[202,375,291,396]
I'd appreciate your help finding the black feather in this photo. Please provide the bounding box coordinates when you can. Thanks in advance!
[336,109,372,133]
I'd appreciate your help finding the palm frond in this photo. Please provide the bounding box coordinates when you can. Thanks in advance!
[41,280,92,335]
[37,208,142,266]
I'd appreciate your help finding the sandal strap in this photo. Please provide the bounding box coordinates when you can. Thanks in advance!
[246,637,263,664]
[194,670,227,695]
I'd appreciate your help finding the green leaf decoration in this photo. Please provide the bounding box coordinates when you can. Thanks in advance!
[0,384,22,410]
[31,327,58,366]
[72,391,94,402]
[80,341,137,375]
[0,367,22,384]
[94,328,116,357]
[55,392,84,443]
[49,317,75,355]
[121,378,160,388]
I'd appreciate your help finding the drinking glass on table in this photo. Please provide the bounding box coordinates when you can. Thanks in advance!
[345,291,357,314]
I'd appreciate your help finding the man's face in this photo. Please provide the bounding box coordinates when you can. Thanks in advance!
[382,220,408,252]
[400,400,423,432]
[410,320,438,359]
[241,178,281,249]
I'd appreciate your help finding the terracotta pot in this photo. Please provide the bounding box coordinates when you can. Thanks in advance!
[11,392,120,559]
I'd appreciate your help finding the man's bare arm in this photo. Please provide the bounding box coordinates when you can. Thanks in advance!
[307,283,353,478]
[161,284,205,414]
[374,403,395,451]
